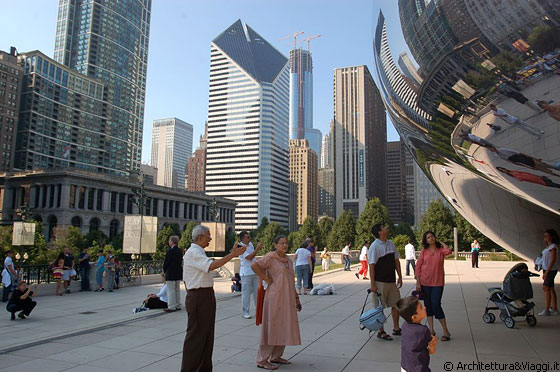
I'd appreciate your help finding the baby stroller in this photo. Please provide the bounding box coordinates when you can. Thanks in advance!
[483,263,539,328]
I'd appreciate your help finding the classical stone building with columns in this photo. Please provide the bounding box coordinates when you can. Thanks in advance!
[0,169,236,241]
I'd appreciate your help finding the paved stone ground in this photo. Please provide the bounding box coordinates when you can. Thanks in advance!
[0,261,558,372]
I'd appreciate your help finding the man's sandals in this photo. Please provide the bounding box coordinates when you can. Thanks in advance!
[377,328,401,341]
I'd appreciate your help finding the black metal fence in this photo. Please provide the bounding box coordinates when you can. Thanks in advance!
[15,260,164,285]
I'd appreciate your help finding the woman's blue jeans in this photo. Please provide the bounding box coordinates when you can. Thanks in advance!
[295,265,310,290]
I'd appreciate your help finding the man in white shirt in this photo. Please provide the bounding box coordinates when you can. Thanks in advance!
[238,231,262,319]
[342,242,351,271]
[2,250,17,302]
[490,104,544,138]
[356,242,369,280]
[404,240,416,276]
[181,225,246,372]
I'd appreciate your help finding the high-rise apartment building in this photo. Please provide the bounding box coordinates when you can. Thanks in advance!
[53,0,151,173]
[318,168,335,219]
[15,51,115,173]
[0,49,23,172]
[398,0,458,75]
[333,66,386,218]
[289,48,321,162]
[205,20,290,231]
[289,139,318,225]
[151,118,193,189]
[186,124,207,192]
[386,141,414,225]
[321,128,333,169]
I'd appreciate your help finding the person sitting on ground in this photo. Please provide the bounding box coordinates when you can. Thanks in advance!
[397,296,437,372]
[134,275,168,313]
[52,257,65,296]
[7,281,38,320]
[231,273,242,293]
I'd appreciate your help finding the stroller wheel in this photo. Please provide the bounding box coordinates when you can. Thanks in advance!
[499,312,507,322]
[526,315,537,327]
[504,317,515,329]
[482,313,495,323]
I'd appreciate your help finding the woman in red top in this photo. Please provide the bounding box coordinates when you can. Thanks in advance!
[416,231,452,341]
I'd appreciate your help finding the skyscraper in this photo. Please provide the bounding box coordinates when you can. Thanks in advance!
[289,139,318,225]
[333,66,386,218]
[289,48,321,162]
[386,140,414,225]
[151,118,193,189]
[205,20,290,231]
[414,163,449,224]
[320,130,332,169]
[319,168,335,219]
[186,125,207,192]
[53,0,151,174]
[0,49,22,172]
[398,52,423,88]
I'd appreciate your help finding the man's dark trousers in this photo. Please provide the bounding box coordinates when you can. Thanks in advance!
[181,288,215,372]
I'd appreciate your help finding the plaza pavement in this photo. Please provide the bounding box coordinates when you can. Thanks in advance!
[0,260,559,372]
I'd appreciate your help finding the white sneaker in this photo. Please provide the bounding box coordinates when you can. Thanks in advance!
[242,314,251,319]
[538,309,550,316]
[548,309,559,315]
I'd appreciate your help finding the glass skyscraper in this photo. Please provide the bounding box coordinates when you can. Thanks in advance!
[289,48,321,162]
[205,20,290,231]
[53,0,151,174]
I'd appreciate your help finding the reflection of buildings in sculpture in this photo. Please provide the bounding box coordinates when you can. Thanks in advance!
[373,9,560,259]
[333,66,386,218]
[414,163,448,225]
[387,141,414,225]
[398,0,458,76]
[417,38,481,116]
[461,0,558,52]
[205,20,290,231]
[398,52,423,88]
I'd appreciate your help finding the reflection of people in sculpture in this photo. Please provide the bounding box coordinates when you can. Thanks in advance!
[496,167,560,188]
[490,104,544,138]
[486,123,501,132]
[497,83,540,111]
[488,147,559,176]
[537,101,560,122]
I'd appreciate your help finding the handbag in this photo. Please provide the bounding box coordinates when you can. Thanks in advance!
[256,285,265,326]
[359,289,387,333]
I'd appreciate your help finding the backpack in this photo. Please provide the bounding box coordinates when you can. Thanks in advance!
[359,290,387,333]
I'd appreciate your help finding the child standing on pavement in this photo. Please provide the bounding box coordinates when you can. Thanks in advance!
[52,258,65,296]
[397,296,437,372]
[104,255,116,292]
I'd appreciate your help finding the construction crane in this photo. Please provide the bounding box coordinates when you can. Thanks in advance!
[304,34,322,50]
[279,31,304,50]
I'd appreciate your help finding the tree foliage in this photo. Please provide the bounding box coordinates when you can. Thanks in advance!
[355,198,391,247]
[492,51,523,75]
[289,217,320,253]
[251,217,269,242]
[528,25,560,54]
[179,221,198,252]
[153,225,175,260]
[454,213,498,252]
[392,234,410,259]
[317,217,334,249]
[414,199,454,247]
[393,223,416,245]
[327,210,355,252]
[259,222,286,254]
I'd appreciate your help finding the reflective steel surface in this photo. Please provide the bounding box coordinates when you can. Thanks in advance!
[373,10,560,259]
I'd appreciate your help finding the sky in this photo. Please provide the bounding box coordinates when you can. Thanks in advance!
[0,0,412,164]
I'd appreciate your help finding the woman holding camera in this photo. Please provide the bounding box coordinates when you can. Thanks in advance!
[251,235,302,370]
[416,231,452,341]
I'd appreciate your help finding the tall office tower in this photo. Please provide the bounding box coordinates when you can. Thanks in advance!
[205,20,290,231]
[0,49,23,172]
[386,141,414,225]
[151,118,193,189]
[398,52,423,88]
[289,139,318,225]
[318,168,335,219]
[288,48,321,162]
[53,0,151,174]
[333,66,386,218]
[16,51,116,173]
[414,163,449,224]
[186,123,207,192]
[320,132,331,169]
[398,0,458,76]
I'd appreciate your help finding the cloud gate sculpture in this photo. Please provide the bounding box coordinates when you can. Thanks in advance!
[373,10,560,260]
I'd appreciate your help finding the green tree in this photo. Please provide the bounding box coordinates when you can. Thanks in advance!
[179,221,198,251]
[327,210,355,252]
[259,222,286,254]
[288,231,299,252]
[528,25,560,54]
[83,230,108,249]
[454,213,498,252]
[251,217,269,242]
[225,229,237,254]
[294,217,320,249]
[318,217,334,249]
[0,226,12,258]
[393,223,415,245]
[162,223,180,236]
[54,226,86,258]
[392,234,410,259]
[355,198,391,247]
[153,225,175,260]
[415,199,454,247]
[492,51,523,75]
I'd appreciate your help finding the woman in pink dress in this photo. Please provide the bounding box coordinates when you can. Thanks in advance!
[415,231,452,341]
[251,235,302,370]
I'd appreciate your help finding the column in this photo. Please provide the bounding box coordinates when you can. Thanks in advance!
[179,202,185,220]
[83,188,89,210]
[60,184,71,209]
[102,190,110,212]
[29,186,37,208]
